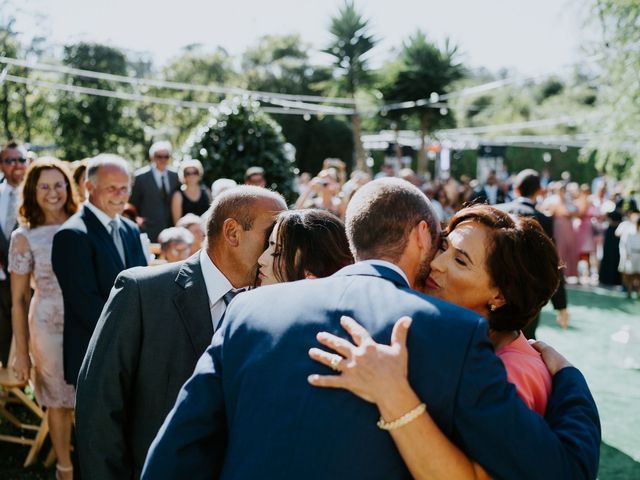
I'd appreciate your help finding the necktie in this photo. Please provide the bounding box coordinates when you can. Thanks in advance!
[109,219,126,266]
[222,288,243,306]
[4,189,17,237]
[160,174,169,203]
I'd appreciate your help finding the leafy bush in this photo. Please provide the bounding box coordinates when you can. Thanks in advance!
[182,97,296,201]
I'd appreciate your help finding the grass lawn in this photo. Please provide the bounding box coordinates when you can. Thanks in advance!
[1,287,638,479]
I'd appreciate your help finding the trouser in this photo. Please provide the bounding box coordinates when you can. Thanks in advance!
[0,279,12,366]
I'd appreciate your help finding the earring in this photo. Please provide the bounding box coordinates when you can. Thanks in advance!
[490,304,496,312]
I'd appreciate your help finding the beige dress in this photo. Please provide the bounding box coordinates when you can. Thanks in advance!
[8,225,75,408]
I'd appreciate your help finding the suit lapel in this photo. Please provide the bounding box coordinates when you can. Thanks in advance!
[173,254,214,356]
[81,205,125,271]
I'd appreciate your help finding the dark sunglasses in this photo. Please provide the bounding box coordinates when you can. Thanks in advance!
[3,157,28,165]
[183,170,199,177]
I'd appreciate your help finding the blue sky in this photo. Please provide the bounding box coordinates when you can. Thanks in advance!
[15,0,597,76]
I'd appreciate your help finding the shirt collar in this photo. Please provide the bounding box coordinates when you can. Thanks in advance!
[199,248,233,308]
[360,259,410,286]
[151,164,166,183]
[84,201,119,231]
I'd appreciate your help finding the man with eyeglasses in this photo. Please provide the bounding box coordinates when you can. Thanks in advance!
[130,141,180,242]
[0,140,29,366]
[52,154,148,388]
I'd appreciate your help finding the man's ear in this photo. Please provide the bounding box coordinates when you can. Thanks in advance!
[221,218,241,247]
[415,220,431,252]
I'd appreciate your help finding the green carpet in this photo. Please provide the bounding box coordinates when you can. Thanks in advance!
[538,286,640,478]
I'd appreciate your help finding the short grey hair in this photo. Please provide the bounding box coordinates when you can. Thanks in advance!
[158,227,194,251]
[86,154,131,185]
[211,178,238,198]
[149,141,173,157]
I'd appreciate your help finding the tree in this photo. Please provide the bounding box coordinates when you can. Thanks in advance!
[323,0,377,170]
[183,97,296,201]
[56,42,145,160]
[583,0,640,181]
[381,31,464,174]
[241,34,353,174]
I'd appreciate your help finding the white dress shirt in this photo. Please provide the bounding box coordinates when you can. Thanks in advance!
[84,201,120,233]
[151,164,169,191]
[0,183,18,233]
[199,248,233,328]
[361,259,410,287]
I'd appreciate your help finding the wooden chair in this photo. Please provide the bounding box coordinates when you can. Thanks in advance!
[0,340,50,467]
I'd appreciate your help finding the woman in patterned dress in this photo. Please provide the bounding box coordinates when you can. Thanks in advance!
[9,158,78,480]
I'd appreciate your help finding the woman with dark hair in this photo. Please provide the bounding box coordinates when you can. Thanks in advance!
[257,209,353,285]
[9,158,78,479]
[71,158,89,201]
[309,204,562,479]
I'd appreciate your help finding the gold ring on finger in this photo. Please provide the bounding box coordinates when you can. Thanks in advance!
[330,356,342,372]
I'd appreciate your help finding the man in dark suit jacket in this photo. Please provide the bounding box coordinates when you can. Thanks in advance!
[75,186,286,480]
[143,178,600,480]
[0,140,28,366]
[129,141,179,242]
[52,154,148,386]
[497,168,569,338]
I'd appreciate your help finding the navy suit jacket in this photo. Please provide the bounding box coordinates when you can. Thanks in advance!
[143,263,600,480]
[52,204,148,385]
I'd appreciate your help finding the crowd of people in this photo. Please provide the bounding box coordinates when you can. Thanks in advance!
[0,137,613,479]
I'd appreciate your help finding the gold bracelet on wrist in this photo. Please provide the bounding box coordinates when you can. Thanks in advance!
[377,403,427,431]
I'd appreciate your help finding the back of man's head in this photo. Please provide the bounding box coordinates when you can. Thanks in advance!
[206,185,286,243]
[514,169,541,198]
[345,178,438,261]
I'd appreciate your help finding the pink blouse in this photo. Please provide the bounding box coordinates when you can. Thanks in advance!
[496,333,552,415]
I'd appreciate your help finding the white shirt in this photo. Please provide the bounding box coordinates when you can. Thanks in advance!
[0,183,18,232]
[84,201,120,233]
[361,259,410,287]
[151,164,169,190]
[199,248,233,328]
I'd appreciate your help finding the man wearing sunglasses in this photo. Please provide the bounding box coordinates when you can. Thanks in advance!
[130,141,180,242]
[0,140,29,367]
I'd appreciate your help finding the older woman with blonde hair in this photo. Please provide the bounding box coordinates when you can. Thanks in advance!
[9,157,78,479]
[171,159,211,223]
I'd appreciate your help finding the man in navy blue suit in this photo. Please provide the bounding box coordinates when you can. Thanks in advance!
[143,178,600,480]
[52,154,148,386]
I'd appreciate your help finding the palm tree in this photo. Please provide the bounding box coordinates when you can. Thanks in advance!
[382,31,465,174]
[323,1,377,170]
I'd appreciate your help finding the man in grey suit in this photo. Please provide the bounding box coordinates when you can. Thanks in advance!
[129,141,180,242]
[75,186,286,480]
[0,140,28,366]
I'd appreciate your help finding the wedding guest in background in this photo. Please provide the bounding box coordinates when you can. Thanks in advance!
[599,210,623,286]
[0,140,28,367]
[130,141,179,241]
[171,159,210,224]
[544,182,578,279]
[10,158,78,480]
[294,168,344,218]
[52,154,148,387]
[257,209,353,285]
[157,227,194,264]
[75,186,286,480]
[244,166,267,188]
[176,213,205,254]
[71,159,89,202]
[211,178,238,198]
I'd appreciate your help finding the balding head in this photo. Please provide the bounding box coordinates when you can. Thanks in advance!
[346,178,440,262]
[206,186,286,243]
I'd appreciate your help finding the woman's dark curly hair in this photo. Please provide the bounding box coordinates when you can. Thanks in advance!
[19,158,79,228]
[446,204,561,331]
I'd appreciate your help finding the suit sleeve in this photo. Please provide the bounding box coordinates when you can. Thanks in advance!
[52,228,105,332]
[141,333,227,480]
[452,319,600,480]
[75,272,143,480]
[129,174,143,212]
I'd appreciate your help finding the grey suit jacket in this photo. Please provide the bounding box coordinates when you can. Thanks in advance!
[129,166,179,241]
[75,253,213,480]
